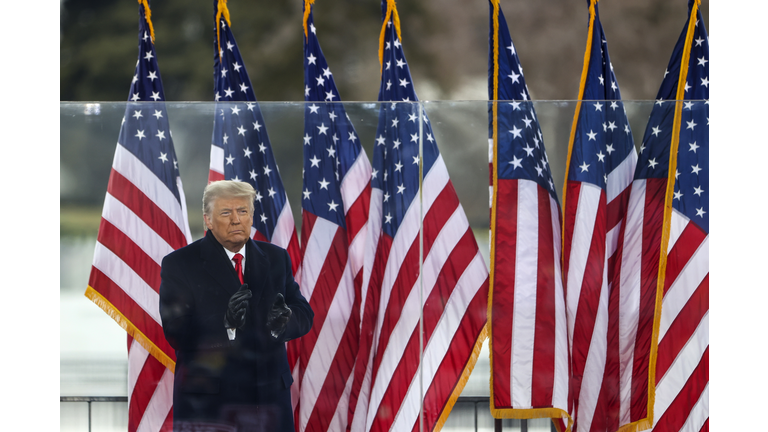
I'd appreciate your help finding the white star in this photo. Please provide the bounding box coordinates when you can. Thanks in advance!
[596,151,605,162]
[255,191,263,202]
[260,214,268,223]
[652,126,662,137]
[594,102,603,111]
[376,135,386,146]
[598,75,604,85]
[240,83,249,93]
[252,121,262,131]
[696,207,706,218]
[144,51,154,61]
[142,31,149,41]
[522,116,533,128]
[674,190,683,200]
[410,133,419,143]
[325,90,336,101]
[689,141,699,153]
[397,184,406,194]
[684,81,691,92]
[237,125,247,136]
[522,144,534,157]
[610,101,619,110]
[508,71,520,83]
[226,41,234,51]
[691,164,702,175]
[221,68,228,78]
[607,121,617,132]
[693,186,704,196]
[329,111,338,122]
[426,133,434,142]
[309,155,321,167]
[317,123,329,135]
[153,110,163,119]
[509,125,523,139]
[327,200,339,212]
[383,192,390,202]
[394,161,403,172]
[385,213,393,224]
[326,146,336,158]
[695,36,705,46]
[135,129,146,140]
[586,130,597,141]
[579,161,590,172]
[392,118,399,128]
[305,86,310,97]
[225,154,235,165]
[408,113,418,122]
[268,188,277,198]
[156,130,166,140]
[611,81,617,91]
[224,87,234,98]
[318,178,330,190]
[316,75,325,87]
[308,104,320,114]
[371,169,378,179]
[686,119,697,130]
[322,67,332,78]
[150,92,161,101]
[509,155,523,170]
[243,147,252,158]
[393,139,402,149]
[147,71,158,81]
[507,42,516,55]
[231,106,241,115]
[697,56,708,67]
[223,134,229,144]
[399,78,410,87]
[396,58,406,68]
[249,170,258,180]
[648,158,658,169]
[132,110,143,119]
[412,155,420,165]
[233,61,242,72]
[258,143,267,153]
[158,152,168,163]
[700,77,709,88]
[307,53,317,65]
[509,101,521,110]
[639,143,645,154]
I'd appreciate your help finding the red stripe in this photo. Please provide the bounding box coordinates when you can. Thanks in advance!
[301,226,348,360]
[606,184,632,234]
[345,186,371,243]
[655,274,709,380]
[531,186,556,408]
[108,169,187,251]
[653,348,708,432]
[88,267,176,362]
[567,186,607,414]
[300,211,317,266]
[252,230,268,243]
[129,353,167,432]
[208,169,225,183]
[422,181,461,257]
[96,219,162,292]
[562,181,582,289]
[306,303,360,432]
[664,222,707,295]
[287,230,301,277]
[592,274,620,432]
[160,409,173,432]
[416,284,488,432]
[491,178,518,408]
[371,229,480,432]
[699,418,709,432]
[347,233,392,428]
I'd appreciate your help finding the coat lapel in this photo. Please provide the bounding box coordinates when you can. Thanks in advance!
[200,230,242,297]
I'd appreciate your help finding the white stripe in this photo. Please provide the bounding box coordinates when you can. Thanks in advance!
[390,251,487,431]
[565,182,601,348]
[654,312,709,422]
[359,188,383,320]
[421,155,450,212]
[366,207,470,432]
[348,219,368,278]
[135,367,174,432]
[300,259,355,427]
[127,338,150,401]
[272,198,296,251]
[175,176,193,244]
[549,194,569,411]
[92,242,162,324]
[113,144,188,234]
[659,234,709,341]
[667,208,690,254]
[605,150,637,203]
[300,217,338,301]
[209,144,224,174]
[678,383,709,432]
[576,259,610,432]
[102,193,174,266]
[618,180,647,424]
[350,338,376,432]
[340,150,372,215]
[511,180,538,408]
[488,138,494,163]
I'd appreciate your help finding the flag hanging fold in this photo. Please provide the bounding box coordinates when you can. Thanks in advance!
[487,1,571,431]
[208,0,300,274]
[85,1,193,431]
[297,1,372,431]
[615,1,708,430]
[347,1,489,431]
[561,1,638,431]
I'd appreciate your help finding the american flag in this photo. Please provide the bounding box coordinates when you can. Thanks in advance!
[208,1,300,274]
[347,2,489,431]
[487,1,570,429]
[561,2,639,431]
[85,2,192,431]
[618,1,708,429]
[297,3,372,432]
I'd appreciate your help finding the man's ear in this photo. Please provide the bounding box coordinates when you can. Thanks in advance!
[203,214,213,231]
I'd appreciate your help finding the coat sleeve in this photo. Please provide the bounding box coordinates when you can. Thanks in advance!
[158,254,198,351]
[280,249,313,343]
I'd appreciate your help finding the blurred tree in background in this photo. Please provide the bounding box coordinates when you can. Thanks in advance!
[60,0,708,103]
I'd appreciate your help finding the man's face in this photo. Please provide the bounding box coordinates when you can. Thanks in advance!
[204,196,253,252]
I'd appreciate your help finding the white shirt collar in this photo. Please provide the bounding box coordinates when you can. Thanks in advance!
[223,244,247,268]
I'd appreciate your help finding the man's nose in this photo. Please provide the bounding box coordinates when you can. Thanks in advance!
[231,213,241,224]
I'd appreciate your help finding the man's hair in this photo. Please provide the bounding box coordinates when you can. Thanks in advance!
[202,180,257,217]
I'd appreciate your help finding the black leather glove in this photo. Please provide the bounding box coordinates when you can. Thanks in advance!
[224,284,252,329]
[266,293,292,338]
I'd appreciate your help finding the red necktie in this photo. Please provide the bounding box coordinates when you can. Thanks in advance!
[233,253,244,284]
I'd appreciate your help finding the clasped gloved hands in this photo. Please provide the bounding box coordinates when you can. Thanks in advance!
[224,284,252,329]
[267,293,292,339]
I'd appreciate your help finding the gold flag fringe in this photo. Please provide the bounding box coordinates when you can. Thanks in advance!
[216,0,232,62]
[138,0,156,42]
[379,0,402,73]
[303,0,316,40]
